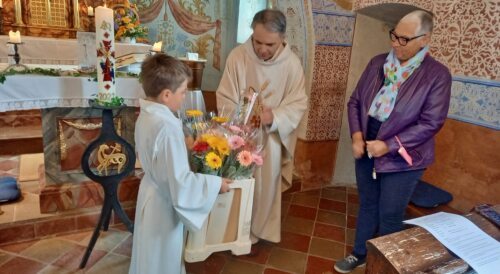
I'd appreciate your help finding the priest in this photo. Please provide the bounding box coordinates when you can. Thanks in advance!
[216,9,308,244]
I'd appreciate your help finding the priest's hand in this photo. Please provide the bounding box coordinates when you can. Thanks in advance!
[220,178,232,193]
[260,106,274,126]
[366,140,389,157]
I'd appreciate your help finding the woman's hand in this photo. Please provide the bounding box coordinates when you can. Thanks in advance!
[352,132,365,159]
[366,140,389,157]
[219,178,232,193]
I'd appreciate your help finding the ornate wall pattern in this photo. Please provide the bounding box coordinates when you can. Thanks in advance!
[313,13,355,46]
[449,79,499,130]
[306,46,351,141]
[354,0,498,81]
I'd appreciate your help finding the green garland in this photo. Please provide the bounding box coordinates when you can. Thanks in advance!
[0,67,139,84]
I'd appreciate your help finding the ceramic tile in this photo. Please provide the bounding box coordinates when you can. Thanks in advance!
[287,205,317,220]
[314,223,345,243]
[82,230,130,252]
[282,216,315,236]
[0,256,46,274]
[347,216,357,229]
[263,268,291,274]
[319,199,346,214]
[309,237,344,260]
[321,188,347,202]
[305,255,335,274]
[0,251,13,267]
[185,253,226,274]
[34,218,76,238]
[85,253,130,274]
[220,259,264,274]
[232,241,273,265]
[267,248,307,274]
[276,231,311,253]
[316,210,346,227]
[112,234,132,257]
[291,193,320,208]
[20,238,78,263]
[52,244,107,271]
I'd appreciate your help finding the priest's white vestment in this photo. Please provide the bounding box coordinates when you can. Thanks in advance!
[216,39,308,243]
[129,99,222,274]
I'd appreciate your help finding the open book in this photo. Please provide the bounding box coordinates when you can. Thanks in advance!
[115,52,149,68]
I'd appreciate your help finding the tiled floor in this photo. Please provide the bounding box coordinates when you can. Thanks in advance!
[0,184,364,274]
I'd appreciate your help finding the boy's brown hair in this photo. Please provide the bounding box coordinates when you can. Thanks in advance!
[140,54,192,98]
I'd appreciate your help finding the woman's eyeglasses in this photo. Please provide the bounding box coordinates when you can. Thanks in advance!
[389,29,426,46]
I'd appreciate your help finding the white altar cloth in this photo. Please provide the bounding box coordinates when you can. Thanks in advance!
[0,35,151,65]
[0,64,144,112]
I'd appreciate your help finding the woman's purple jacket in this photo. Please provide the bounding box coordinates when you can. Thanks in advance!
[347,53,452,173]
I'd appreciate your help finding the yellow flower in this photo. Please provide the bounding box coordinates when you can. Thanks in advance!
[122,17,131,24]
[206,136,221,149]
[186,109,203,118]
[119,9,126,16]
[212,116,229,123]
[216,139,230,156]
[127,23,135,29]
[205,152,222,169]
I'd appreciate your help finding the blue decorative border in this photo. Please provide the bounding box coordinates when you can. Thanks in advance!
[448,76,499,130]
[313,12,356,46]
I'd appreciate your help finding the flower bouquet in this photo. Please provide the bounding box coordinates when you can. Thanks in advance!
[183,109,264,262]
[114,3,148,43]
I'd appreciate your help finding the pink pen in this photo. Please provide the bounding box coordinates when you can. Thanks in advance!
[395,136,413,166]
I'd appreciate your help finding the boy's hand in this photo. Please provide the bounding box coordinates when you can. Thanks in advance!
[219,178,232,193]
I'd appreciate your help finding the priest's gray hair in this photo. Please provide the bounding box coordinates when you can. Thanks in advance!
[400,10,434,35]
[251,9,286,35]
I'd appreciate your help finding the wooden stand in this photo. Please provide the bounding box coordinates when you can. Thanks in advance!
[185,178,255,262]
[79,105,136,269]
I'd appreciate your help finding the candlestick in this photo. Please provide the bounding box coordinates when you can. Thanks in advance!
[4,42,28,71]
[95,5,116,103]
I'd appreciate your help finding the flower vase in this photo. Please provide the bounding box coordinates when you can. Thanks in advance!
[120,37,136,44]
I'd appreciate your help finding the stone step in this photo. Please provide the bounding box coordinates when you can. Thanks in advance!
[0,125,43,155]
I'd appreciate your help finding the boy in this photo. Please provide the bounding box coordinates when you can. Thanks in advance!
[129,54,231,274]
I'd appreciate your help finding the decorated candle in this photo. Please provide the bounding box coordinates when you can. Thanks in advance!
[8,30,21,44]
[95,6,116,103]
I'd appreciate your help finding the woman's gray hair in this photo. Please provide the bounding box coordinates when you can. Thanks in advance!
[401,10,434,35]
[251,9,286,35]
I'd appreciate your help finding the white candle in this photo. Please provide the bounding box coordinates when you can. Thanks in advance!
[0,0,3,9]
[87,6,94,16]
[152,41,162,52]
[95,6,116,103]
[8,30,21,44]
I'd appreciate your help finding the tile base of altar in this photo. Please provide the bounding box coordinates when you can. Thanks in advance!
[185,178,255,262]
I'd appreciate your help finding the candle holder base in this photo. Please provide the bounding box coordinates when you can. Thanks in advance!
[6,42,27,71]
[3,63,29,72]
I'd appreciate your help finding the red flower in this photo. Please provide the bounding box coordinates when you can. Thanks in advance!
[192,141,209,153]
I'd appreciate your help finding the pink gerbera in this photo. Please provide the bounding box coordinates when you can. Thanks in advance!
[252,153,263,166]
[229,125,243,133]
[237,151,253,167]
[228,135,245,149]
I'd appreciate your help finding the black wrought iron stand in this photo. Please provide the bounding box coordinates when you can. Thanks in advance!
[79,103,135,269]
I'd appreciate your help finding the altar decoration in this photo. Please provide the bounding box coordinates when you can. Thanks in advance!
[95,5,119,105]
[114,3,148,43]
[183,109,264,262]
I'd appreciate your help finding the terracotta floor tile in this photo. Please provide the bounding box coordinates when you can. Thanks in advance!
[306,255,335,274]
[313,223,345,243]
[263,268,291,274]
[319,199,346,214]
[347,193,359,204]
[185,253,226,274]
[0,239,38,253]
[52,244,107,271]
[232,241,273,265]
[0,256,46,274]
[112,234,132,257]
[58,230,92,245]
[347,203,359,217]
[221,259,264,274]
[316,210,346,227]
[38,264,82,274]
[82,229,131,252]
[287,204,317,220]
[321,189,347,202]
[347,215,357,229]
[282,216,315,236]
[346,229,356,246]
[0,251,13,267]
[276,231,310,253]
[267,248,307,274]
[291,193,320,208]
[308,237,344,260]
[20,238,78,264]
[85,253,130,274]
